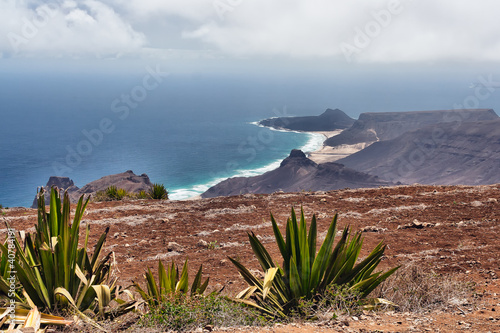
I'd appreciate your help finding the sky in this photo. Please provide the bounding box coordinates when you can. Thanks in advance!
[1,0,500,74]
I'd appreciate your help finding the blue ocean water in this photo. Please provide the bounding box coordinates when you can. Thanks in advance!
[1,67,498,207]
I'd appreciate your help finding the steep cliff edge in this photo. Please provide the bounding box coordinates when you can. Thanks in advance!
[259,108,355,131]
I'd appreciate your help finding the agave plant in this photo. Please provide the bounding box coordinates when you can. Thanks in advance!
[229,208,399,317]
[148,183,169,200]
[2,187,140,319]
[134,259,209,307]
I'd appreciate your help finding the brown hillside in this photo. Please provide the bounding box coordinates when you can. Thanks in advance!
[2,184,499,332]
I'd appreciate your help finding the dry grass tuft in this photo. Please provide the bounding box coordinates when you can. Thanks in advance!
[372,262,475,313]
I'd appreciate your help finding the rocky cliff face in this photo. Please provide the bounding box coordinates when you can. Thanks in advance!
[337,119,500,185]
[325,109,498,146]
[32,170,152,207]
[202,149,391,198]
[259,108,355,131]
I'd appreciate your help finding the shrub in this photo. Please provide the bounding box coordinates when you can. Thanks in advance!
[148,183,168,200]
[105,185,129,200]
[229,208,399,318]
[0,188,140,319]
[135,190,148,199]
[138,293,269,332]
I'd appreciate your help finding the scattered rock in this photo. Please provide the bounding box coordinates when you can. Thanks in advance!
[167,242,184,252]
[361,225,387,233]
[398,219,435,229]
[197,239,208,248]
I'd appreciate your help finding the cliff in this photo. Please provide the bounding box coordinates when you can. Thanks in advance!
[258,108,355,131]
[325,109,498,146]
[202,149,391,198]
[32,170,152,207]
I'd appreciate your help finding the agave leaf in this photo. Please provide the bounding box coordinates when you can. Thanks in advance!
[175,260,189,293]
[271,213,288,261]
[310,214,337,290]
[21,306,41,330]
[248,232,276,271]
[228,257,263,288]
[262,267,278,300]
[0,307,72,326]
[191,265,203,295]
[92,285,112,318]
[288,257,302,299]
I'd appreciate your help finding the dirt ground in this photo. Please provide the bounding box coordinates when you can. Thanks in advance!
[2,184,499,332]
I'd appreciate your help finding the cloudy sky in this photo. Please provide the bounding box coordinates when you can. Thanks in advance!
[1,0,499,72]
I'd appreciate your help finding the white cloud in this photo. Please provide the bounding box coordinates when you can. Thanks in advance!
[0,0,146,58]
[2,0,500,63]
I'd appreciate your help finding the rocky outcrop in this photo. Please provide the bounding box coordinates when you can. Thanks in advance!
[337,119,500,185]
[202,149,392,198]
[32,176,80,207]
[325,109,498,147]
[76,170,152,195]
[259,108,355,131]
[32,170,152,207]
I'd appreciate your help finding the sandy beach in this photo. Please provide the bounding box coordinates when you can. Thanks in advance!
[306,130,373,164]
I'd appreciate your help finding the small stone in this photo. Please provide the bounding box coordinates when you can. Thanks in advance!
[167,242,184,252]
[197,239,208,248]
[352,316,359,321]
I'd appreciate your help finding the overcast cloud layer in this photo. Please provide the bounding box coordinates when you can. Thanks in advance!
[1,0,500,63]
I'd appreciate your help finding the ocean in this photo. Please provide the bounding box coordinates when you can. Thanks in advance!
[1,67,498,207]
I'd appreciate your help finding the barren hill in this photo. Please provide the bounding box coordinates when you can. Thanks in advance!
[324,109,498,147]
[338,119,500,185]
[202,149,391,198]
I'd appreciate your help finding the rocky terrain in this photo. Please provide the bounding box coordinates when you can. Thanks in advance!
[32,170,152,207]
[2,183,499,332]
[258,108,355,131]
[202,150,392,198]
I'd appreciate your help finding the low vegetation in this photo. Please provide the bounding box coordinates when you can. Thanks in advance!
[372,262,475,313]
[133,259,209,307]
[93,184,168,202]
[148,183,169,200]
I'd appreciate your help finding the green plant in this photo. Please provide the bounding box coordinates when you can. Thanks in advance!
[207,241,220,250]
[148,183,169,200]
[134,259,209,307]
[138,293,269,332]
[105,185,129,200]
[136,190,148,199]
[229,208,399,317]
[0,187,140,319]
